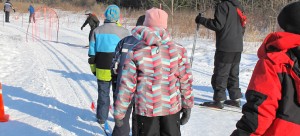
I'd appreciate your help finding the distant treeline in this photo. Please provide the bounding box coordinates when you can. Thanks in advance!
[10,0,300,41]
[96,0,299,32]
[12,0,299,12]
[96,0,298,11]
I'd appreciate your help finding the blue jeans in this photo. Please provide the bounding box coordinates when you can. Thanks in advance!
[96,80,111,123]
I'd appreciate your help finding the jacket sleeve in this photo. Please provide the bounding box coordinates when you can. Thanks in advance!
[178,47,194,109]
[82,17,89,28]
[231,59,281,136]
[88,29,96,57]
[111,38,125,76]
[88,28,96,75]
[96,18,100,27]
[113,51,136,120]
[198,3,228,31]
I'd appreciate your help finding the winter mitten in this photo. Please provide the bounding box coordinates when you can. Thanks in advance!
[195,13,205,24]
[195,13,202,24]
[115,119,124,127]
[88,57,96,76]
[230,129,250,136]
[88,57,95,64]
[89,64,96,75]
[180,108,191,125]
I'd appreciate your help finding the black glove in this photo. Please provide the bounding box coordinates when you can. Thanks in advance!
[214,0,221,6]
[230,129,250,136]
[88,57,95,64]
[180,108,191,125]
[81,26,84,30]
[115,119,124,127]
[13,9,16,12]
[195,13,203,24]
[92,72,96,76]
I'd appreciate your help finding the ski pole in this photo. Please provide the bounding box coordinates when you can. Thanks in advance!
[190,9,210,67]
[190,23,200,67]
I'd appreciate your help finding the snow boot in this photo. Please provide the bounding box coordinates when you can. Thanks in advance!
[200,101,224,109]
[224,99,241,108]
[97,119,105,127]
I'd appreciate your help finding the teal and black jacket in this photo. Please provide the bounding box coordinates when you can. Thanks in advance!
[88,22,129,81]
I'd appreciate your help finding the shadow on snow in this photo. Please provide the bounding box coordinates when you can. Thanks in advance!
[2,84,106,136]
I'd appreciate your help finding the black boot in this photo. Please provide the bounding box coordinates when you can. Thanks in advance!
[224,99,241,108]
[97,119,105,127]
[200,101,224,109]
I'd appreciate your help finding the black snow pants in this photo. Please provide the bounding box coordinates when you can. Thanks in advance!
[137,112,181,136]
[211,51,243,101]
[112,102,137,136]
[112,76,137,136]
[5,11,10,22]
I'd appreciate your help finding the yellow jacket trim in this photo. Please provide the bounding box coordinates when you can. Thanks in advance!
[90,64,96,73]
[96,68,112,81]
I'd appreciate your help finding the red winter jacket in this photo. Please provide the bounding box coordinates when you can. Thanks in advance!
[232,32,300,136]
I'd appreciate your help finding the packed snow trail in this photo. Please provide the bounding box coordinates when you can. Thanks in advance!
[0,18,108,135]
[0,12,259,136]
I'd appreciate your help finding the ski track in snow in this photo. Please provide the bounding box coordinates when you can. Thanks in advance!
[0,12,259,136]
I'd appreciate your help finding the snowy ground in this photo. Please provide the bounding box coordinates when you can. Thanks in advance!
[0,11,260,136]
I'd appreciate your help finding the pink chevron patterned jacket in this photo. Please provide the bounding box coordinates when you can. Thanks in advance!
[114,26,194,120]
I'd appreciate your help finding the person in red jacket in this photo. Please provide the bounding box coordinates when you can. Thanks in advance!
[231,2,300,136]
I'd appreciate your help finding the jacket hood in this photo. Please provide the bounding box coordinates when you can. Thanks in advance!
[257,32,300,59]
[258,32,300,105]
[131,26,172,46]
[225,0,244,11]
[226,0,239,6]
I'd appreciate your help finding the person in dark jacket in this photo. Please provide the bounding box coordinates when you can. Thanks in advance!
[195,0,244,109]
[28,4,35,23]
[135,15,145,26]
[110,14,145,136]
[3,0,15,23]
[81,10,100,46]
[231,2,300,136]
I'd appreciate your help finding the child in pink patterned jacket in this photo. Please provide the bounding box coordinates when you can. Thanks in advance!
[113,8,194,136]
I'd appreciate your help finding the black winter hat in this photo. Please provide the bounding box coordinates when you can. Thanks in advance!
[136,15,145,26]
[278,2,300,34]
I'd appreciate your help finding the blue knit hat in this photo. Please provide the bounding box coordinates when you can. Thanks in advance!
[104,5,120,22]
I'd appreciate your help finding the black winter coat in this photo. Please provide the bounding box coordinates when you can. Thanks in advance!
[82,14,100,30]
[198,0,244,52]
